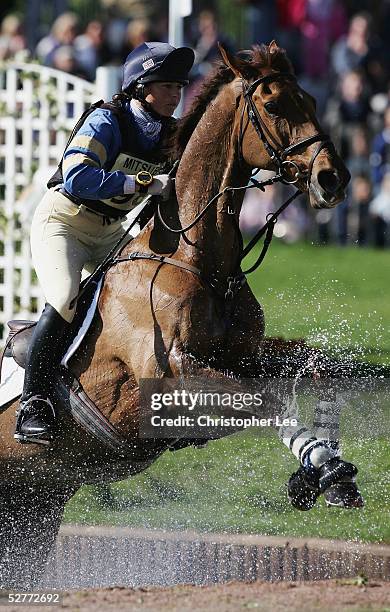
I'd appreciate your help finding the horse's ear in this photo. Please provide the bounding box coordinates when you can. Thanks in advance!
[268,39,294,73]
[218,43,246,78]
[268,40,280,54]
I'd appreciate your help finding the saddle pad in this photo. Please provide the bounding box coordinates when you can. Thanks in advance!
[0,277,104,409]
[61,276,103,367]
[0,355,24,407]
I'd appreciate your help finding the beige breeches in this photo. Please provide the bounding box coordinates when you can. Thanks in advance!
[31,189,129,323]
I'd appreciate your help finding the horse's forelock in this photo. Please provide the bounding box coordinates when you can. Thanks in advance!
[250,44,294,74]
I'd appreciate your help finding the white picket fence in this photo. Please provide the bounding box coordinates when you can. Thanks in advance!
[0,62,120,342]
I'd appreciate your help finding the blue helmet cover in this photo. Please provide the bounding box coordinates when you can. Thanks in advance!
[122,42,195,92]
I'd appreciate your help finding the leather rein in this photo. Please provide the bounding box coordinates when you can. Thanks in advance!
[91,72,334,304]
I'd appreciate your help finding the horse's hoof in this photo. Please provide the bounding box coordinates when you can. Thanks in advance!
[287,466,320,511]
[287,458,362,511]
[318,457,357,493]
[324,482,364,508]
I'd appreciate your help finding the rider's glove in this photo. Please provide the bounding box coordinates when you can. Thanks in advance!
[147,174,172,201]
[123,174,172,201]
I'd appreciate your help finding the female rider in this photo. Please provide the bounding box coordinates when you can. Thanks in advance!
[14,41,195,445]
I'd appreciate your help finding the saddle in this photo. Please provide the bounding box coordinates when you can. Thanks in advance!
[4,275,98,370]
[1,273,202,458]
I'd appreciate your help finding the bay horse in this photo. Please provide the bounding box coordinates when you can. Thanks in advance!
[0,42,353,588]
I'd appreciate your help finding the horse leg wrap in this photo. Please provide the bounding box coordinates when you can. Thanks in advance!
[288,457,364,511]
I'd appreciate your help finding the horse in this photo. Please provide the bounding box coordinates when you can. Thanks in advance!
[0,42,353,588]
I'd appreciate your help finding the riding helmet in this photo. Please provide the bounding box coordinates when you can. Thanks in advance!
[122,42,195,93]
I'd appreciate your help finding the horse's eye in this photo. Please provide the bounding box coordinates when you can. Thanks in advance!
[264,101,278,115]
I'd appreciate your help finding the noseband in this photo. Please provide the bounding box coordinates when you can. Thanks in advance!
[241,72,333,186]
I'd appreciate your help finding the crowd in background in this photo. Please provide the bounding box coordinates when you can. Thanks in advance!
[1,0,390,247]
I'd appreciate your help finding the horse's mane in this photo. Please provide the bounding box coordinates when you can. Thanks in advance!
[174,43,293,158]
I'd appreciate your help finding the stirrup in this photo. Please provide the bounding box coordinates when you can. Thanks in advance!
[14,396,56,446]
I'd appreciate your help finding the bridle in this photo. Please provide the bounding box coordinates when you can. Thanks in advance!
[241,72,334,187]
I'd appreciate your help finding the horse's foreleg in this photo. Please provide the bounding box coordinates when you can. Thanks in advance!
[274,382,363,511]
[227,339,365,510]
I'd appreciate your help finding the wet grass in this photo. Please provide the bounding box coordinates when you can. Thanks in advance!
[64,241,390,542]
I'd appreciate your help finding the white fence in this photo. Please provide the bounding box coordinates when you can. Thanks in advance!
[0,63,120,342]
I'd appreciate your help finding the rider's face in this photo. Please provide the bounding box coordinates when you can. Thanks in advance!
[144,82,183,117]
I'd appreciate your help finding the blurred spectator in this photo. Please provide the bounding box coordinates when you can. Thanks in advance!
[185,9,234,109]
[0,13,27,61]
[351,174,372,245]
[51,45,88,80]
[339,173,372,245]
[300,0,347,80]
[331,12,387,92]
[101,0,167,60]
[331,12,372,74]
[74,20,111,81]
[191,10,234,82]
[325,69,371,159]
[35,12,79,67]
[276,0,306,74]
[370,105,390,190]
[369,172,390,246]
[336,129,371,245]
[298,0,348,117]
[348,126,372,177]
[234,0,277,46]
[121,19,154,58]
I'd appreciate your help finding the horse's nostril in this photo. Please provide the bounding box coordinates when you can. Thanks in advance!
[317,169,341,194]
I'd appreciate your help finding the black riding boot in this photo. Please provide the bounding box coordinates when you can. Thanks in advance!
[14,304,71,445]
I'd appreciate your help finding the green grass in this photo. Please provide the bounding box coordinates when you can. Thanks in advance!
[64,242,390,542]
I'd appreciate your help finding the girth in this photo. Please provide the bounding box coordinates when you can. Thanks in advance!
[113,251,201,277]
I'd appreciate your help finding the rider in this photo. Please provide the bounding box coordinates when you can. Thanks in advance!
[14,41,195,445]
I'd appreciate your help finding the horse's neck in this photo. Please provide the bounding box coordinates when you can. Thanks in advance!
[175,85,251,279]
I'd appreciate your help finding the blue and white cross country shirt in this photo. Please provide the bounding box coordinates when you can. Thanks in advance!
[62,99,168,213]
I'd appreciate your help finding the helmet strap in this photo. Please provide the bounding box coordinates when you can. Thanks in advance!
[133,82,173,120]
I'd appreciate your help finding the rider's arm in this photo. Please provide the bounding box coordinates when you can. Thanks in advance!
[62,108,135,200]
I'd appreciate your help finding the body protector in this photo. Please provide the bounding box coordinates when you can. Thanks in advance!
[48,100,176,219]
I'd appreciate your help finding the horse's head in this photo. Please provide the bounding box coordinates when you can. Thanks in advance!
[220,42,350,209]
